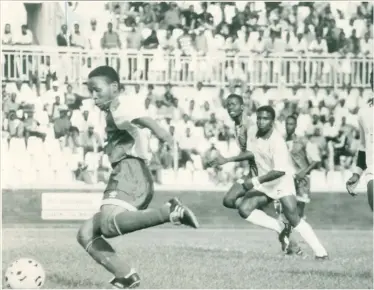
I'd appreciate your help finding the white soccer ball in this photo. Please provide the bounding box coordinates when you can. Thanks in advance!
[4,258,46,289]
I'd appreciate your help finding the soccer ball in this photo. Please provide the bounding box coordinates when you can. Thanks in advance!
[4,258,46,289]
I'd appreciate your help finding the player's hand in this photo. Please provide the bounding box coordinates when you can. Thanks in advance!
[346,173,360,196]
[294,172,306,181]
[208,155,227,167]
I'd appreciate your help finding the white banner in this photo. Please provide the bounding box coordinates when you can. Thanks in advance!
[41,193,102,220]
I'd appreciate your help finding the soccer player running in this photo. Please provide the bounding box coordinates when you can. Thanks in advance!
[210,94,300,254]
[77,66,199,289]
[346,70,374,211]
[284,115,320,219]
[212,102,328,259]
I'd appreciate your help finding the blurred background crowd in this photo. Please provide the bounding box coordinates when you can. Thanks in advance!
[1,1,373,188]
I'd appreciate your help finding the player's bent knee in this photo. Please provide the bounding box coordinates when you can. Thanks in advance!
[222,196,236,208]
[223,183,244,209]
[77,223,96,249]
[237,200,256,219]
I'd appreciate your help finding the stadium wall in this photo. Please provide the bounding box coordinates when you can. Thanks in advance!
[3,187,372,230]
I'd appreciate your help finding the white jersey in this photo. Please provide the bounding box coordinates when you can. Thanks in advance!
[246,126,296,199]
[358,105,374,175]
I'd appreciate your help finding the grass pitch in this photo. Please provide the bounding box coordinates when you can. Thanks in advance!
[2,227,373,289]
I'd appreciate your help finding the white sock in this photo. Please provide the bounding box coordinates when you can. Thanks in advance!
[246,209,283,233]
[294,219,327,257]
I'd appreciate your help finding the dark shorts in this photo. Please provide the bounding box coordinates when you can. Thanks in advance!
[294,176,311,203]
[103,157,154,210]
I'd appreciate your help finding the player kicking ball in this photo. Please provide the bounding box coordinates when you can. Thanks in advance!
[346,70,373,211]
[209,95,301,255]
[76,66,199,289]
[213,105,328,259]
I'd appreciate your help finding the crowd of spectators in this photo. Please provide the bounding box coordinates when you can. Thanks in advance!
[2,76,373,186]
[51,1,374,56]
[1,1,373,187]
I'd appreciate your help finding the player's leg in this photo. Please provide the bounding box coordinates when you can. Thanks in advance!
[295,176,311,219]
[237,192,284,233]
[367,178,373,211]
[77,212,140,288]
[222,182,247,209]
[280,194,328,258]
[102,157,198,237]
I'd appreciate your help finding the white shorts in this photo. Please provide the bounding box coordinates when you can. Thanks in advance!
[365,170,374,184]
[259,174,296,200]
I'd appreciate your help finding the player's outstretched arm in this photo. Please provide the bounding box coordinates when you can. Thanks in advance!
[208,150,255,167]
[132,117,174,148]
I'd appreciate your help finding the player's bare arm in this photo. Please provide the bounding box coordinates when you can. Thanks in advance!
[239,170,285,191]
[132,116,174,148]
[295,161,319,181]
[209,150,254,167]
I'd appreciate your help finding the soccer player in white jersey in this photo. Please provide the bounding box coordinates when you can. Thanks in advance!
[209,95,299,255]
[213,104,328,259]
[77,66,199,289]
[346,71,374,211]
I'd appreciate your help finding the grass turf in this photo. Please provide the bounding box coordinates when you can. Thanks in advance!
[2,190,373,289]
[2,228,373,289]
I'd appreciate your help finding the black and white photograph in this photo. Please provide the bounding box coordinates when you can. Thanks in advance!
[1,1,373,289]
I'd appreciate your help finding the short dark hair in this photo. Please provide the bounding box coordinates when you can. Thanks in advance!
[88,66,120,84]
[286,114,297,123]
[256,105,276,120]
[227,94,244,105]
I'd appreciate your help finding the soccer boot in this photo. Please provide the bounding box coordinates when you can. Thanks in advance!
[168,197,199,229]
[278,222,292,253]
[109,272,140,289]
[288,239,303,256]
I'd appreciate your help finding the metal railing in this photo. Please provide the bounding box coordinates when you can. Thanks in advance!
[2,45,373,87]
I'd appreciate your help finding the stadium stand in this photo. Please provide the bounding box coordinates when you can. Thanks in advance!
[1,1,373,188]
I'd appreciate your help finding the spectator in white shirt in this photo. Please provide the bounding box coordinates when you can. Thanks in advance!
[324,88,338,110]
[87,19,102,50]
[353,11,367,39]
[43,81,64,105]
[309,86,322,108]
[296,107,313,136]
[346,88,360,112]
[323,116,339,139]
[70,23,86,49]
[309,35,328,54]
[234,26,250,52]
[334,99,349,123]
[249,30,266,54]
[15,25,33,45]
[294,33,308,53]
[2,23,12,45]
[360,32,373,56]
